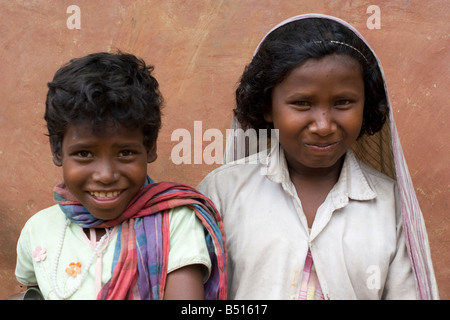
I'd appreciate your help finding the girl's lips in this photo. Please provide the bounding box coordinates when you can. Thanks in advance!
[87,190,123,206]
[89,190,121,198]
[303,141,341,156]
[82,189,129,220]
[305,141,340,149]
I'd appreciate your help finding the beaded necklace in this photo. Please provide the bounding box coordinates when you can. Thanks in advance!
[51,219,110,299]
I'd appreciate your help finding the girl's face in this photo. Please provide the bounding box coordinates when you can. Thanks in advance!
[59,123,155,220]
[265,54,365,175]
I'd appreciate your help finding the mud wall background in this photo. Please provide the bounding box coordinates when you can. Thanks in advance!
[0,0,448,299]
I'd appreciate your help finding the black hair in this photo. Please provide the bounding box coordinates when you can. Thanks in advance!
[45,51,163,158]
[234,18,388,137]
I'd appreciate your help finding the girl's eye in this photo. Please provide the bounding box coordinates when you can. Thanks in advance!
[119,150,135,157]
[76,151,92,158]
[335,100,352,106]
[292,101,311,109]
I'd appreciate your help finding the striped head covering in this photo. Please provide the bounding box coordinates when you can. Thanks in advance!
[54,177,227,300]
[225,14,438,299]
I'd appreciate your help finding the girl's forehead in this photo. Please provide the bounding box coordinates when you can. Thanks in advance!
[63,122,144,142]
[282,54,363,86]
[300,54,361,70]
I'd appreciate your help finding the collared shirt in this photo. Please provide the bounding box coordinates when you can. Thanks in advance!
[198,147,416,299]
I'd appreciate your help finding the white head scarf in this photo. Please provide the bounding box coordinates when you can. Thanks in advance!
[224,14,439,299]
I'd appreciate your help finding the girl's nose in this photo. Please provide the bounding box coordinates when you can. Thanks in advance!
[308,110,336,136]
[92,160,118,184]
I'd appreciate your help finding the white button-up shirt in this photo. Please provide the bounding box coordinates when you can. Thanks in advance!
[198,148,416,299]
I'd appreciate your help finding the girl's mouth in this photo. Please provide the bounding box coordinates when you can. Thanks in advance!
[89,190,121,199]
[84,189,126,218]
[305,141,340,149]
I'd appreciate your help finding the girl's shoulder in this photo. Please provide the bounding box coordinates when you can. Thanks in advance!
[204,150,269,179]
[22,204,66,233]
[357,159,395,185]
[348,149,395,185]
[354,157,397,199]
[199,157,266,194]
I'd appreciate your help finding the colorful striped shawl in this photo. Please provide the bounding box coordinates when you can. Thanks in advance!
[54,178,227,300]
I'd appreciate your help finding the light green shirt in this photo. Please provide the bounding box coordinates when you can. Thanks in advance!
[15,204,211,300]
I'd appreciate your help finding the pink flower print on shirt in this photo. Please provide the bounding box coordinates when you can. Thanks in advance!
[32,246,47,262]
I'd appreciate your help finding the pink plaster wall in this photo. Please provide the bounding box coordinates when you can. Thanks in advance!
[0,1,448,299]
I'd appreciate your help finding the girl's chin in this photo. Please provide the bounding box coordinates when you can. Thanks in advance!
[84,195,127,221]
[88,210,123,221]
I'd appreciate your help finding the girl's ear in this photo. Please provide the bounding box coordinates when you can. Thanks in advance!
[262,101,273,123]
[263,102,273,123]
[51,144,63,166]
[263,112,273,123]
[146,142,157,163]
[52,152,63,167]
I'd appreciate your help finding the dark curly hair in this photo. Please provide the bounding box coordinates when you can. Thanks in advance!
[45,51,163,160]
[234,18,388,137]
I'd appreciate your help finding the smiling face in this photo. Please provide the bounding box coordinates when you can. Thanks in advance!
[265,54,365,176]
[57,122,156,220]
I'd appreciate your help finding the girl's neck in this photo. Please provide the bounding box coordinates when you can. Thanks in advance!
[286,156,344,228]
[83,228,107,241]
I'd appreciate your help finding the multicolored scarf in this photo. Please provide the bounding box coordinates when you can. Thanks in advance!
[53,177,227,300]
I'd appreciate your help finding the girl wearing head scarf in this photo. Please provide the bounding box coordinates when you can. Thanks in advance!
[198,14,438,300]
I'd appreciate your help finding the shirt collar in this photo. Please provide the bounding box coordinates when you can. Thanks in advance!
[337,150,377,201]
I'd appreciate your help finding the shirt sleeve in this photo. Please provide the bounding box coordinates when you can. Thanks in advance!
[382,184,417,299]
[167,206,212,282]
[15,222,38,286]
